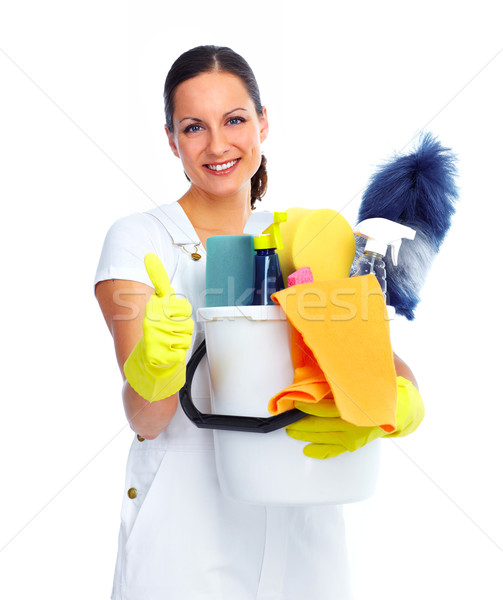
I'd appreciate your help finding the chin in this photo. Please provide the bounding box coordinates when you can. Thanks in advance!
[203,178,249,199]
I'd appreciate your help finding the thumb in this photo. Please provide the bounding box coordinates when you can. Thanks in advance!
[144,253,173,298]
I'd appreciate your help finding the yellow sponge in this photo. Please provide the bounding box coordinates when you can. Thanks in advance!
[277,208,355,285]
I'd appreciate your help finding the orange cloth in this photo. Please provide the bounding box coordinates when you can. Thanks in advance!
[269,275,397,432]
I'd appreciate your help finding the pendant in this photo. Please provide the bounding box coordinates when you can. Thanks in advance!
[174,242,202,261]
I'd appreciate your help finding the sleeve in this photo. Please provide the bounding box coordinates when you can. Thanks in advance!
[94,211,177,287]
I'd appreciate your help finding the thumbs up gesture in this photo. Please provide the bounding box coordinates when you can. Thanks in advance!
[124,253,194,402]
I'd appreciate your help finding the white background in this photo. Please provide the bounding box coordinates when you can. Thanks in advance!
[1,1,502,598]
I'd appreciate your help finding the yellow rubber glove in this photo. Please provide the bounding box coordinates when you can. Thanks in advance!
[286,377,424,459]
[123,253,194,402]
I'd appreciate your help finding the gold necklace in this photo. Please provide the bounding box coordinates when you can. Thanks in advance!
[173,242,202,261]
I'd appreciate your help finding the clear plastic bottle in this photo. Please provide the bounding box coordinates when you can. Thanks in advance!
[353,250,387,298]
[352,218,416,313]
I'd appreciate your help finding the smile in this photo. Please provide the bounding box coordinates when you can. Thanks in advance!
[205,159,239,172]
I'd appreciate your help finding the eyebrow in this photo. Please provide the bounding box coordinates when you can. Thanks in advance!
[179,107,249,124]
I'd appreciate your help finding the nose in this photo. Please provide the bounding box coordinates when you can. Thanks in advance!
[207,127,230,157]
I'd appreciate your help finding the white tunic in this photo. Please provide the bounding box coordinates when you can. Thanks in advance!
[95,201,353,600]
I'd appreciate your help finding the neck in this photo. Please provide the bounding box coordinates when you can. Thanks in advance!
[178,185,253,247]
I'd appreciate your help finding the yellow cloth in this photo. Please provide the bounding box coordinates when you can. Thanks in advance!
[269,275,397,432]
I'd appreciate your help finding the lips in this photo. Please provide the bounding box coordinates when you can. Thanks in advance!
[204,158,240,174]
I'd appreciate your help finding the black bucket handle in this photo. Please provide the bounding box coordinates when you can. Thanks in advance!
[178,340,305,433]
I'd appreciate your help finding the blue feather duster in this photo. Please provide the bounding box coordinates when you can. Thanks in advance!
[353,133,458,320]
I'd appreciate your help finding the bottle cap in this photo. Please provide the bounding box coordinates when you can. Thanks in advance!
[364,238,388,257]
[254,234,275,250]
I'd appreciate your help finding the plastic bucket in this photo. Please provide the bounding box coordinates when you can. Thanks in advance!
[197,305,381,506]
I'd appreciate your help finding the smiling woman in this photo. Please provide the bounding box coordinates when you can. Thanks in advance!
[94,45,353,600]
[165,71,269,226]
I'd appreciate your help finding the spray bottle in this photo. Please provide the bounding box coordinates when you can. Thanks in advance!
[352,217,416,318]
[251,212,287,305]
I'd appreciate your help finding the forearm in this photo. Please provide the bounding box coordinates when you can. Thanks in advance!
[393,353,418,389]
[95,275,190,439]
[122,380,178,440]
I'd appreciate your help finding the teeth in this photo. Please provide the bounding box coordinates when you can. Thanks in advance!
[207,160,238,171]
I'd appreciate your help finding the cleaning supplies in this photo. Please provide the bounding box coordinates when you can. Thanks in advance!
[288,267,314,287]
[184,212,305,433]
[178,216,383,504]
[180,303,381,505]
[355,133,458,319]
[276,208,355,285]
[205,235,255,307]
[251,212,287,305]
[352,217,416,318]
[269,275,397,431]
[180,305,304,433]
[245,207,355,290]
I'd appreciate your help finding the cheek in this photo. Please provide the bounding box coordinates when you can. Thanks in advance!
[177,137,204,165]
[234,128,262,154]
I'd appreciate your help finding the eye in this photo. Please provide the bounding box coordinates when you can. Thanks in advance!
[183,123,204,134]
[227,116,246,126]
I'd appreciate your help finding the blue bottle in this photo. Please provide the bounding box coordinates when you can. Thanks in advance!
[251,212,287,305]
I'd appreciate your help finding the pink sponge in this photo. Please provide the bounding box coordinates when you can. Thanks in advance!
[288,267,314,287]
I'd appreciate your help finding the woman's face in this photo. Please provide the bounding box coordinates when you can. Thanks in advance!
[166,71,269,201]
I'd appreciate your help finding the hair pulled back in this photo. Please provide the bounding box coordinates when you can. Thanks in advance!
[164,45,267,209]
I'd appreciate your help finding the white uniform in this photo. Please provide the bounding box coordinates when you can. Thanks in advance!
[95,201,353,600]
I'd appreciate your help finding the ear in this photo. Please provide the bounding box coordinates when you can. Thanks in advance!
[259,107,269,144]
[165,125,180,158]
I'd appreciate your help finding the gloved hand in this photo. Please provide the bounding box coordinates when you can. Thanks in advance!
[123,253,194,402]
[286,376,424,459]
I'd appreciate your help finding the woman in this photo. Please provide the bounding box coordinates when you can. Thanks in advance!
[95,45,421,600]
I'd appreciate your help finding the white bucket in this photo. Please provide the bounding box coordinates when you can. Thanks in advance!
[198,305,381,506]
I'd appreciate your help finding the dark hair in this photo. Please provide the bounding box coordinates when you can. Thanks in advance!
[164,45,267,209]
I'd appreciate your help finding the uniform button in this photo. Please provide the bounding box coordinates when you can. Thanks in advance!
[137,434,145,442]
[127,487,137,499]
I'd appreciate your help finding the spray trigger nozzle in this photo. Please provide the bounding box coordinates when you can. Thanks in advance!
[354,217,416,264]
[390,239,401,265]
[253,211,287,251]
